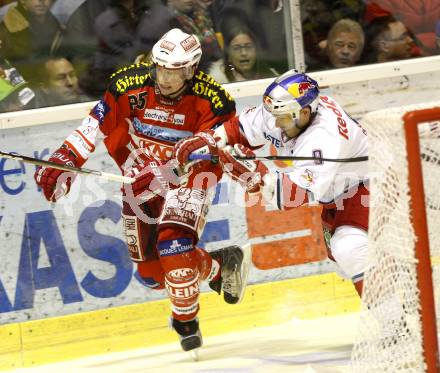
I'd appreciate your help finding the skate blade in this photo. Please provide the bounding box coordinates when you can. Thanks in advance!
[189,348,200,361]
[236,243,252,304]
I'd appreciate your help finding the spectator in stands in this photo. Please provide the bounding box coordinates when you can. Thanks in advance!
[50,0,91,25]
[167,0,223,70]
[60,0,172,98]
[194,0,224,33]
[322,19,365,69]
[219,1,288,73]
[33,56,90,108]
[0,0,63,81]
[365,0,440,55]
[209,24,277,83]
[0,62,35,112]
[0,0,15,18]
[364,15,419,63]
[134,1,173,61]
[300,0,365,71]
[76,0,151,98]
[59,0,111,77]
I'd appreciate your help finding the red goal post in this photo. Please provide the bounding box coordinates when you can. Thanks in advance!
[351,103,440,372]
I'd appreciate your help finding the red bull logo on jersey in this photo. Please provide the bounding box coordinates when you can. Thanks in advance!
[287,82,314,98]
[299,169,315,188]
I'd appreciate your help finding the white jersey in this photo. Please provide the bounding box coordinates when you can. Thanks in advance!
[238,95,369,204]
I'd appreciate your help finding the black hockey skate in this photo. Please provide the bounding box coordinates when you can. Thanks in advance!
[171,317,203,352]
[209,244,251,304]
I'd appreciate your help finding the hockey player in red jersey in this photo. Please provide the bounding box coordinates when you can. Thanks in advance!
[174,69,369,297]
[34,28,249,352]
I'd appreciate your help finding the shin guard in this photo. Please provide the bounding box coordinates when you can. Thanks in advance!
[157,228,200,321]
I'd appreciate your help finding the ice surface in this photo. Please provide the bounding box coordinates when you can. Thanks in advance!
[9,313,359,373]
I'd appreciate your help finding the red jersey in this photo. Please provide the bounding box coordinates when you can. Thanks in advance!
[63,62,236,169]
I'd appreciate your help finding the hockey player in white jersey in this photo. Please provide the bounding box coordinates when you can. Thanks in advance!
[174,69,369,296]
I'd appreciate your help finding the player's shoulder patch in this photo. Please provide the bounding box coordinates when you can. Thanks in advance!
[108,62,153,96]
[191,70,235,114]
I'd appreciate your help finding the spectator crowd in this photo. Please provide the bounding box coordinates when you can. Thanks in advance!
[0,0,438,113]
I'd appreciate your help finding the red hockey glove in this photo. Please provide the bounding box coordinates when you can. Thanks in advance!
[173,130,220,166]
[123,158,180,202]
[34,147,77,202]
[219,144,268,194]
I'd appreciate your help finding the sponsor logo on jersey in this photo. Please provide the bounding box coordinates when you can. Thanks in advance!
[149,160,169,191]
[193,71,234,108]
[66,131,93,157]
[144,109,185,125]
[168,268,194,280]
[90,100,110,125]
[263,131,282,148]
[157,238,193,257]
[81,124,97,136]
[321,96,349,140]
[299,169,315,188]
[172,303,198,315]
[132,118,192,143]
[115,73,149,94]
[166,280,199,300]
[193,82,225,109]
[133,136,173,159]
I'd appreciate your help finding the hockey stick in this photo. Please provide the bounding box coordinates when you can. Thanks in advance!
[188,153,368,163]
[0,150,135,184]
[236,155,368,162]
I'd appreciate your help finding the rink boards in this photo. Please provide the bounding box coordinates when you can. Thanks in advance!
[0,272,359,370]
[0,120,337,321]
[0,118,357,370]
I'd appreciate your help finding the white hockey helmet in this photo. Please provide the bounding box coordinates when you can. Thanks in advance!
[263,69,320,120]
[151,28,202,72]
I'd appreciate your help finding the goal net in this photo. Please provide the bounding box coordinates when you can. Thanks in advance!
[350,102,440,372]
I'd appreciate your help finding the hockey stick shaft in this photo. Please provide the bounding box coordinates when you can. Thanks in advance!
[238,155,368,162]
[188,153,368,163]
[0,151,135,184]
